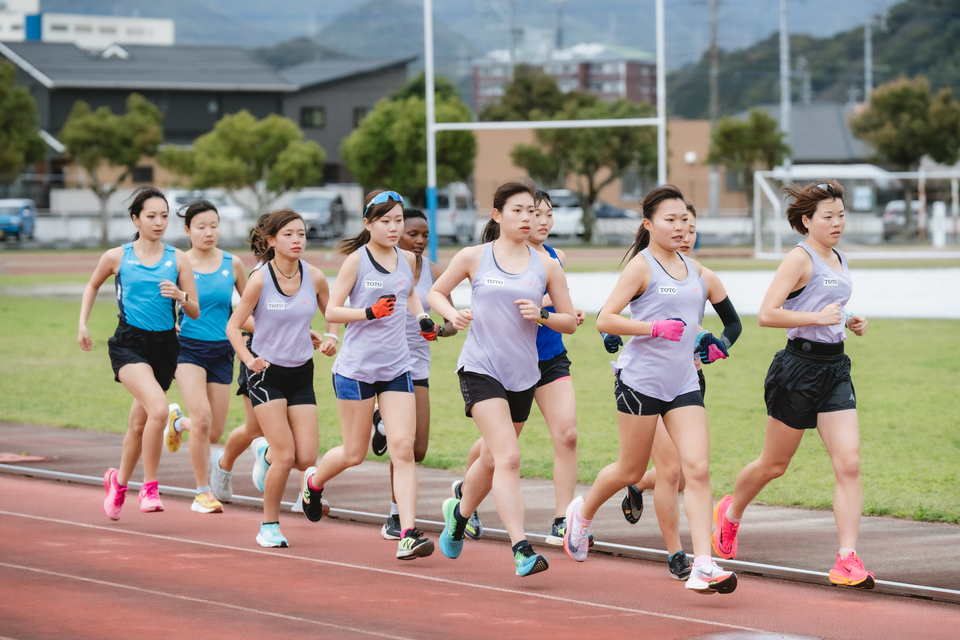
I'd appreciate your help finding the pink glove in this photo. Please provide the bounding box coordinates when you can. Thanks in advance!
[705,343,728,363]
[650,318,686,342]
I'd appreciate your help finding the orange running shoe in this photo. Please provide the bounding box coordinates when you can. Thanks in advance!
[829,552,875,589]
[712,494,739,560]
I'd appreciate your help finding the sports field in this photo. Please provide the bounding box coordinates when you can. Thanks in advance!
[2,258,958,523]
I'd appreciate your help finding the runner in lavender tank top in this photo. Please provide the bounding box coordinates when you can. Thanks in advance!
[428,181,578,577]
[783,240,852,344]
[304,190,437,561]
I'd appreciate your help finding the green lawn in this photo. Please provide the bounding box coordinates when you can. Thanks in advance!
[1,294,958,523]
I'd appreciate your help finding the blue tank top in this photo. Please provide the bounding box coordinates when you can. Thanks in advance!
[535,244,566,361]
[251,260,317,367]
[115,242,179,331]
[784,242,852,344]
[179,251,235,342]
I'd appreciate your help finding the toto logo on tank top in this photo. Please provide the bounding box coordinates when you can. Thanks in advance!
[823,277,839,286]
[364,280,383,288]
[266,302,285,310]
[658,285,678,295]
[484,277,505,286]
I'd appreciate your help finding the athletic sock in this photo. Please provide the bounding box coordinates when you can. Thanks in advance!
[511,540,530,554]
[839,548,856,558]
[262,521,279,526]
[452,503,469,538]
[401,527,412,539]
[307,474,322,492]
[574,502,593,526]
[390,502,399,516]
[173,416,183,433]
[725,512,742,524]
[553,516,565,526]
[693,555,712,567]
[196,486,210,495]
[376,420,386,436]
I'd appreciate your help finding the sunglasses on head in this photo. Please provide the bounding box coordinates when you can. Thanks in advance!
[815,182,836,194]
[364,191,403,217]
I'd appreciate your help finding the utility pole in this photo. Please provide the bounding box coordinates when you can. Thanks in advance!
[708,0,720,217]
[552,0,567,50]
[864,10,888,104]
[508,0,520,78]
[779,0,792,171]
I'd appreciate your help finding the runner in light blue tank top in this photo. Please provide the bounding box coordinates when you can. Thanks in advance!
[304,190,438,561]
[429,181,578,577]
[567,185,738,595]
[78,186,200,522]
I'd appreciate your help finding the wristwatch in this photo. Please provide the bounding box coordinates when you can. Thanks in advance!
[539,308,550,323]
[438,325,445,338]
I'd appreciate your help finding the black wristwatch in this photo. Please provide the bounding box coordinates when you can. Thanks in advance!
[540,308,550,322]
[438,325,445,338]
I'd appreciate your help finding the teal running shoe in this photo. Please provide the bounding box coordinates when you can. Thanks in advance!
[451,480,483,540]
[514,544,549,577]
[439,497,464,559]
[256,522,288,548]
[250,437,270,494]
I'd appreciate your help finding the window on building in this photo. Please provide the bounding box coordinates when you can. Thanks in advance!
[300,106,325,129]
[207,99,219,114]
[99,26,117,34]
[50,24,69,32]
[726,169,745,193]
[127,27,144,36]
[455,195,469,210]
[353,107,371,128]
[132,166,154,183]
[75,24,92,33]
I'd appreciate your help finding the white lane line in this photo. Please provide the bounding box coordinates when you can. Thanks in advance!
[0,561,417,640]
[0,509,763,634]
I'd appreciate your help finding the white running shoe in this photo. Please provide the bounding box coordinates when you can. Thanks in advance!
[209,448,232,502]
[563,496,591,562]
[251,437,269,494]
[685,560,738,594]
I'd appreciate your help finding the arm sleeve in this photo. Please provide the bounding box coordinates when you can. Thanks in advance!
[711,296,741,349]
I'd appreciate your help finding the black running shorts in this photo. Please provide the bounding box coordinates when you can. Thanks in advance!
[247,359,316,408]
[108,321,180,391]
[236,332,255,398]
[764,340,856,430]
[537,350,572,388]
[614,372,704,417]
[698,369,706,399]
[458,368,536,424]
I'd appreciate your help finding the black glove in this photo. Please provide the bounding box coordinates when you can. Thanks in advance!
[601,333,623,354]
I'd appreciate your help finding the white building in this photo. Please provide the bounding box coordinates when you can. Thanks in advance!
[0,0,174,48]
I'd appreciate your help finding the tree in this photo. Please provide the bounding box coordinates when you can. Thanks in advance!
[159,111,326,217]
[707,108,790,211]
[341,76,475,205]
[59,93,163,245]
[510,95,657,243]
[390,70,460,102]
[850,75,960,236]
[480,64,566,122]
[0,60,46,186]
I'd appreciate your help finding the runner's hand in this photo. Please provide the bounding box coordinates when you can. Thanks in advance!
[650,318,686,341]
[452,309,473,331]
[695,330,729,364]
[78,325,92,351]
[366,294,396,320]
[159,279,184,301]
[601,333,623,354]
[847,314,868,336]
[817,303,842,326]
[513,299,541,323]
[246,356,270,374]
[419,317,439,341]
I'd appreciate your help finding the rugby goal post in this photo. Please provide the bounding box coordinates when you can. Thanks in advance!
[423,0,668,263]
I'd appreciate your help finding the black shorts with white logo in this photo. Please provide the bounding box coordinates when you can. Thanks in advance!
[247,359,316,408]
[458,368,536,424]
[764,338,856,430]
[108,321,180,391]
[614,372,704,417]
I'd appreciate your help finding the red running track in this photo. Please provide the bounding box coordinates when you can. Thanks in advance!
[1,475,956,640]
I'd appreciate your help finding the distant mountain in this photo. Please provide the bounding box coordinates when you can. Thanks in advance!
[667,0,960,119]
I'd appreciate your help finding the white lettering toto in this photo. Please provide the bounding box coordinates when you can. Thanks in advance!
[658,286,678,295]
[823,278,839,287]
[364,280,384,288]
[266,302,285,310]
[484,277,505,287]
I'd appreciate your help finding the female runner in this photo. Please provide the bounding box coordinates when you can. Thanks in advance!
[79,186,199,520]
[563,185,737,595]
[301,190,438,561]
[615,203,741,580]
[375,208,458,539]
[226,209,338,548]
[162,199,247,514]
[429,181,577,577]
[713,180,874,589]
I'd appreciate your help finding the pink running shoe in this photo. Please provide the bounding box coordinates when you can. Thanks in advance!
[138,480,164,512]
[829,552,875,589]
[712,494,739,560]
[103,468,127,521]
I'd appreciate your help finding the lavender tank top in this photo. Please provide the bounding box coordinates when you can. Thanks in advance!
[405,257,434,380]
[332,247,414,383]
[615,249,705,400]
[458,243,546,391]
[784,242,851,344]
[251,260,317,367]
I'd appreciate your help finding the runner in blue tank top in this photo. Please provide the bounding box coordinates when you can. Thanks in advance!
[429,181,578,577]
[563,185,738,596]
[373,208,459,540]
[78,186,200,522]
[156,200,249,516]
[226,209,339,548]
[302,190,438,561]
[714,180,875,590]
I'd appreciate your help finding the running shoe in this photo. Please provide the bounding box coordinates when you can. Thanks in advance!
[621,485,644,524]
[563,496,591,562]
[256,522,288,548]
[514,544,549,577]
[290,497,304,513]
[102,468,127,521]
[191,491,223,514]
[301,466,325,523]
[208,448,232,503]
[712,494,739,559]
[250,437,270,494]
[829,552,875,589]
[451,480,483,540]
[685,560,738,594]
[668,551,692,580]
[371,405,387,456]
[381,513,401,540]
[439,497,465,559]
[137,480,164,512]
[164,403,183,453]
[545,518,566,547]
[397,528,435,560]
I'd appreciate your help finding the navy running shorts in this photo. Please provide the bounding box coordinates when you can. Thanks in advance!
[177,337,235,385]
[332,371,414,401]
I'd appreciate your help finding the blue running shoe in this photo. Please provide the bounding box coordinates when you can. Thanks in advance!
[256,522,288,548]
[451,480,483,540]
[515,544,549,577]
[439,497,464,559]
[251,437,270,494]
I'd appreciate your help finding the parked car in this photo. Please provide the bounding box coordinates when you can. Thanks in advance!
[547,189,585,237]
[594,199,640,219]
[0,198,37,241]
[288,190,347,239]
[433,183,476,244]
[882,200,941,240]
[166,189,246,220]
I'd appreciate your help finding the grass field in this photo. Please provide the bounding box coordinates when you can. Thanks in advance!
[1,293,958,523]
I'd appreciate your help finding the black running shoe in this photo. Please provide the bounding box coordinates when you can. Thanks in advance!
[371,406,387,456]
[397,527,435,560]
[668,551,692,580]
[381,513,401,540]
[302,467,325,523]
[621,485,643,524]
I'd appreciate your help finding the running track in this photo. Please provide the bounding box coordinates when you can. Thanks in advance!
[1,476,956,640]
